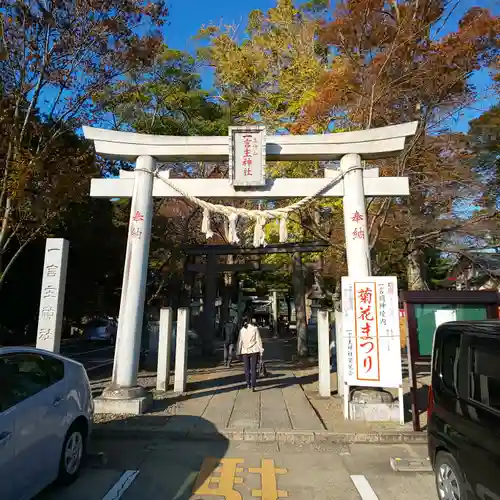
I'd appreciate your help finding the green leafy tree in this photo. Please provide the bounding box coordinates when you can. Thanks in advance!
[97,48,228,136]
[98,48,233,313]
[198,0,326,129]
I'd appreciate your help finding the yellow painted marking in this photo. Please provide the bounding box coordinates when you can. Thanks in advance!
[249,459,289,500]
[192,457,244,499]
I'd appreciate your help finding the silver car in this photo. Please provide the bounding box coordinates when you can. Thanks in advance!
[83,318,117,345]
[0,347,93,500]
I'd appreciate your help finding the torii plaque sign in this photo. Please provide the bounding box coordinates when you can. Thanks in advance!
[229,125,266,187]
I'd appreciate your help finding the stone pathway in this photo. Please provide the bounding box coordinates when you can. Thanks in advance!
[166,368,325,433]
[92,330,430,440]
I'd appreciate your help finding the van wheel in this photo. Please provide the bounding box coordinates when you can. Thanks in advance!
[57,421,87,485]
[435,451,465,500]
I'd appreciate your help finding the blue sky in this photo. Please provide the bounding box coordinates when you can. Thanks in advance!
[164,0,499,132]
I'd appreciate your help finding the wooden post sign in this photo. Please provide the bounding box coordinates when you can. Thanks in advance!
[229,126,266,187]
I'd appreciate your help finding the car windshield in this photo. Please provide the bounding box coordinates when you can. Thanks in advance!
[84,319,107,328]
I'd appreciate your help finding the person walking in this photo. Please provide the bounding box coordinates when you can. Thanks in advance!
[223,317,237,368]
[236,316,264,391]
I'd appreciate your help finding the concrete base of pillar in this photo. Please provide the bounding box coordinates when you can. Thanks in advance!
[349,388,399,422]
[351,388,393,404]
[348,401,401,422]
[94,386,152,415]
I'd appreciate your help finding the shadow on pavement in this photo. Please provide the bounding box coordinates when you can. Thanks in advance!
[37,416,229,500]
[89,334,318,401]
[150,372,319,413]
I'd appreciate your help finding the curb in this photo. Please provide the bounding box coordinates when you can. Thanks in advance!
[92,426,427,444]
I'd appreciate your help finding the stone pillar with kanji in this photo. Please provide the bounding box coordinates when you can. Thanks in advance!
[341,153,371,277]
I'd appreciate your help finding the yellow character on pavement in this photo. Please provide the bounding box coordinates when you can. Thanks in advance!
[192,457,244,500]
[250,459,288,500]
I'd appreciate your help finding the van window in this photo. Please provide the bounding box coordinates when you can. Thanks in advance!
[440,333,461,394]
[469,337,500,412]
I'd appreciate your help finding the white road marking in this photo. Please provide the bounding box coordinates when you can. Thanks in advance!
[403,443,420,458]
[102,470,139,500]
[350,475,380,500]
[67,345,114,356]
[173,471,198,500]
[86,360,114,372]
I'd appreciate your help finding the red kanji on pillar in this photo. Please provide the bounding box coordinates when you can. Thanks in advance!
[351,211,364,223]
[132,211,144,222]
[352,228,365,240]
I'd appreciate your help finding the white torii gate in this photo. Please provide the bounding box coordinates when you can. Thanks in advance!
[83,122,417,410]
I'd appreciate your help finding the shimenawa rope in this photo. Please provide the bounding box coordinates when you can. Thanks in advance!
[130,164,362,246]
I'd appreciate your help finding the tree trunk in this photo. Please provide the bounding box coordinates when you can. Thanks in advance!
[220,255,234,333]
[292,251,308,357]
[286,295,292,322]
[201,254,217,356]
[406,244,428,291]
[0,231,40,292]
[184,255,197,304]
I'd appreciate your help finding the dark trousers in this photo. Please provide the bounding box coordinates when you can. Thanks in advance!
[242,353,258,388]
[224,343,235,365]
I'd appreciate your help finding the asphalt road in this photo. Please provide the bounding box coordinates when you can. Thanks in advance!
[47,340,439,499]
[38,439,437,500]
[60,340,115,380]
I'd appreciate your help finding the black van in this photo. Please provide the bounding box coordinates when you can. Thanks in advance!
[428,320,500,500]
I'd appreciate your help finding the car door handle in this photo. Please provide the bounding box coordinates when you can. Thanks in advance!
[0,431,11,444]
[53,396,63,407]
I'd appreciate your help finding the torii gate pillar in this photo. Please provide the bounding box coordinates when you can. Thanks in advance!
[341,153,371,278]
[97,155,156,412]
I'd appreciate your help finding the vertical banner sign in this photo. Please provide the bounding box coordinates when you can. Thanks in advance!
[229,126,266,187]
[341,276,402,388]
[36,238,69,353]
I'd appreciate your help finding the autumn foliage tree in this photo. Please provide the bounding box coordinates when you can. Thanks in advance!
[199,0,500,292]
[198,0,334,354]
[297,0,499,288]
[0,0,168,286]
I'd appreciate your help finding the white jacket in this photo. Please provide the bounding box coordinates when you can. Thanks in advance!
[236,324,264,355]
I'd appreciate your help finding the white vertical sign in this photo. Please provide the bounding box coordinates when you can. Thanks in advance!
[341,276,402,388]
[434,309,456,329]
[229,126,266,187]
[36,238,69,353]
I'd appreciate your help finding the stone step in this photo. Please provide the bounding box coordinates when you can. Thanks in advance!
[390,457,432,473]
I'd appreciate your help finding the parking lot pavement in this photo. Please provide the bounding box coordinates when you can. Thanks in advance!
[60,342,115,375]
[37,439,436,500]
